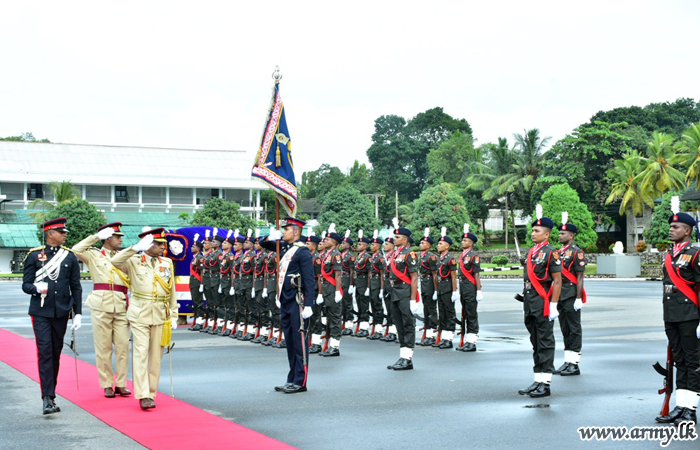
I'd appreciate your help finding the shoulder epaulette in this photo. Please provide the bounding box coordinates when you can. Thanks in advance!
[60,246,74,253]
[27,245,45,253]
[293,242,305,248]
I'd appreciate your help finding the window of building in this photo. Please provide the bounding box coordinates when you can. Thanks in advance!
[115,186,129,203]
[28,183,43,200]
[211,188,220,198]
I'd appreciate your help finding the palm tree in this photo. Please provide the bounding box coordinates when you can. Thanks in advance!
[605,151,650,245]
[635,131,685,197]
[28,180,80,222]
[677,122,700,187]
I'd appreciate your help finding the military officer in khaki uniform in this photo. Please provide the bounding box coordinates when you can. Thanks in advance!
[73,222,132,398]
[112,228,178,410]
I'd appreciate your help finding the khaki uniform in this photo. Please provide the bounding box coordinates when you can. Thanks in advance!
[73,235,130,389]
[112,248,178,400]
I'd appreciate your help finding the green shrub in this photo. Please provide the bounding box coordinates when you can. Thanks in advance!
[492,255,509,266]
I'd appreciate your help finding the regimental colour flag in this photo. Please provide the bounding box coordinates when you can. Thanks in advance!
[251,79,297,217]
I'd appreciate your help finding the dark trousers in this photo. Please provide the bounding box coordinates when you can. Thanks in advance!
[557,295,581,352]
[390,284,415,348]
[355,276,370,322]
[257,289,270,328]
[234,283,245,323]
[267,279,280,328]
[421,279,438,330]
[369,280,384,326]
[189,280,204,317]
[219,277,232,320]
[31,314,69,398]
[205,281,220,321]
[665,319,700,392]
[525,311,555,373]
[459,281,479,334]
[383,286,393,326]
[341,275,353,322]
[322,282,342,340]
[309,287,324,334]
[437,289,456,332]
[280,300,310,386]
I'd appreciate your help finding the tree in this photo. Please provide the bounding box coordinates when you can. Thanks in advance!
[426,130,478,185]
[533,183,598,251]
[0,132,50,143]
[635,131,685,197]
[677,122,700,188]
[315,185,380,236]
[28,180,81,223]
[189,197,256,231]
[591,98,700,137]
[346,160,373,194]
[409,183,474,249]
[38,198,105,248]
[644,192,680,251]
[299,163,346,199]
[605,151,650,245]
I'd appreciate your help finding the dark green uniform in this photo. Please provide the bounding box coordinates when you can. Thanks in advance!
[436,253,457,334]
[557,244,585,354]
[388,246,418,349]
[369,251,385,338]
[321,248,343,340]
[354,250,371,333]
[457,249,480,336]
[419,250,438,333]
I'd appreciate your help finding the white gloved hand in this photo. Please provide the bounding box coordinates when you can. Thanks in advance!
[476,290,484,302]
[316,294,324,305]
[252,288,256,298]
[262,288,268,299]
[198,284,204,293]
[348,285,355,295]
[410,300,419,314]
[71,314,82,331]
[229,287,234,296]
[379,289,384,299]
[171,318,178,330]
[364,288,370,297]
[302,306,313,319]
[696,324,700,339]
[268,229,282,241]
[574,298,584,311]
[335,291,343,303]
[33,282,48,295]
[549,306,559,321]
[451,291,459,303]
[275,298,281,309]
[96,228,115,240]
[133,234,154,252]
[432,291,437,301]
[218,285,222,294]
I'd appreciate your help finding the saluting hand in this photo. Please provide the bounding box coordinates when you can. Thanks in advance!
[96,227,115,240]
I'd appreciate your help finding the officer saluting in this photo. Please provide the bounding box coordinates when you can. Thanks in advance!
[655,197,700,425]
[261,217,315,394]
[22,217,83,414]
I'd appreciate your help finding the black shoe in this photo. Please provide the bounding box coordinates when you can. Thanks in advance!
[251,335,263,343]
[518,382,540,395]
[674,408,697,425]
[188,324,196,331]
[342,328,353,336]
[367,332,381,340]
[462,343,476,352]
[262,337,275,346]
[320,347,340,357]
[437,339,453,349]
[418,337,431,346]
[656,406,686,423]
[276,339,286,348]
[385,333,397,342]
[553,362,570,375]
[201,326,212,333]
[529,383,551,398]
[560,364,580,376]
[309,344,322,354]
[274,383,293,392]
[42,396,58,415]
[283,384,307,394]
[388,358,413,371]
[222,329,232,337]
[355,329,369,338]
[378,334,388,341]
[242,333,255,341]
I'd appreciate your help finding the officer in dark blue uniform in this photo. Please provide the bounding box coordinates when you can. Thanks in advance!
[261,217,315,394]
[21,217,82,414]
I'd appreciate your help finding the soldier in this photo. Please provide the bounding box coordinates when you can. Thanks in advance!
[655,199,700,425]
[22,217,82,414]
[456,224,483,352]
[354,230,372,337]
[386,221,419,370]
[318,224,343,356]
[366,231,385,340]
[435,229,457,349]
[202,229,221,333]
[239,230,257,341]
[198,231,212,332]
[305,231,324,353]
[188,234,205,331]
[339,231,356,335]
[554,213,586,375]
[111,228,178,410]
[417,228,438,346]
[231,231,246,339]
[262,231,281,347]
[253,234,270,343]
[218,231,235,336]
[517,206,562,399]
[73,222,131,398]
[210,231,226,334]
[381,237,398,342]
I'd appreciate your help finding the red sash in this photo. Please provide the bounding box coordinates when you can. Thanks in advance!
[458,251,476,285]
[321,251,342,295]
[561,265,586,303]
[525,247,553,316]
[391,249,419,302]
[190,261,202,282]
[664,252,699,307]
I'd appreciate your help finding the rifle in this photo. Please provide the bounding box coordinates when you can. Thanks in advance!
[653,345,674,416]
[458,309,466,348]
[289,274,308,372]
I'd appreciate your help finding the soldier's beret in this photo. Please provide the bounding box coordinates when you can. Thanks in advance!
[669,212,696,228]
[439,235,453,245]
[371,237,384,245]
[393,227,412,237]
[384,237,394,245]
[308,235,322,244]
[558,223,578,233]
[462,232,478,243]
[358,237,371,244]
[328,232,343,244]
[532,217,555,229]
[299,235,308,243]
[342,237,354,246]
[213,235,225,243]
[420,236,434,245]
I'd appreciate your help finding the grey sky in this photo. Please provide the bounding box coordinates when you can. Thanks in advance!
[2,1,698,178]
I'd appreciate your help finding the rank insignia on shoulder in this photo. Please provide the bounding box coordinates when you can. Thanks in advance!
[335,255,341,262]
[475,256,479,263]
[410,252,416,258]
[553,252,560,259]
[577,253,584,259]
[430,256,436,261]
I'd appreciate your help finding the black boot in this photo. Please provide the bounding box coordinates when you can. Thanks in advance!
[560,363,580,376]
[437,339,453,349]
[387,358,413,371]
[42,396,58,415]
[518,382,540,396]
[656,406,685,423]
[320,347,340,357]
[553,362,570,375]
[529,383,551,398]
[673,408,697,425]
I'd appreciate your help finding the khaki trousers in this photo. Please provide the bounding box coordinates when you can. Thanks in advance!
[130,321,164,400]
[91,309,130,388]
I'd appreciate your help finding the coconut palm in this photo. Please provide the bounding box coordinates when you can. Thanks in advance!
[635,131,685,197]
[28,180,80,222]
[677,122,700,188]
[605,151,651,244]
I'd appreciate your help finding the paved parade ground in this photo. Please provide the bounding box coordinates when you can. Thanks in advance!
[0,279,697,449]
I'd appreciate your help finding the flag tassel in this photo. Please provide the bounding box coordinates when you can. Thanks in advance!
[275,144,282,168]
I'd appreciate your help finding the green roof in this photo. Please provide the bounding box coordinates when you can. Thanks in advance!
[0,224,41,248]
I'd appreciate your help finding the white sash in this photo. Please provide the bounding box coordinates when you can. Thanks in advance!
[35,248,69,282]
[277,244,301,294]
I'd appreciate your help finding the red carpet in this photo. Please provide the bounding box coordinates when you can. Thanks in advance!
[0,327,297,450]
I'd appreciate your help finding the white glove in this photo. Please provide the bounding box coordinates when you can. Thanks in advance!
[71,314,82,331]
[268,229,282,241]
[96,228,114,240]
[574,298,584,311]
[229,287,234,296]
[33,282,48,295]
[476,290,484,302]
[410,300,419,314]
[432,291,437,300]
[364,288,370,297]
[379,289,384,299]
[696,324,700,339]
[262,288,268,299]
[198,284,204,293]
[252,288,256,298]
[133,234,154,252]
[549,306,559,321]
[275,298,281,309]
[316,294,324,305]
[171,318,178,330]
[218,285,222,294]
[451,291,458,303]
[334,291,343,303]
[302,306,313,319]
[348,285,355,295]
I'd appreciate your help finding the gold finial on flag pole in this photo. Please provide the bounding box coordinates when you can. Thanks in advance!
[272,65,282,83]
